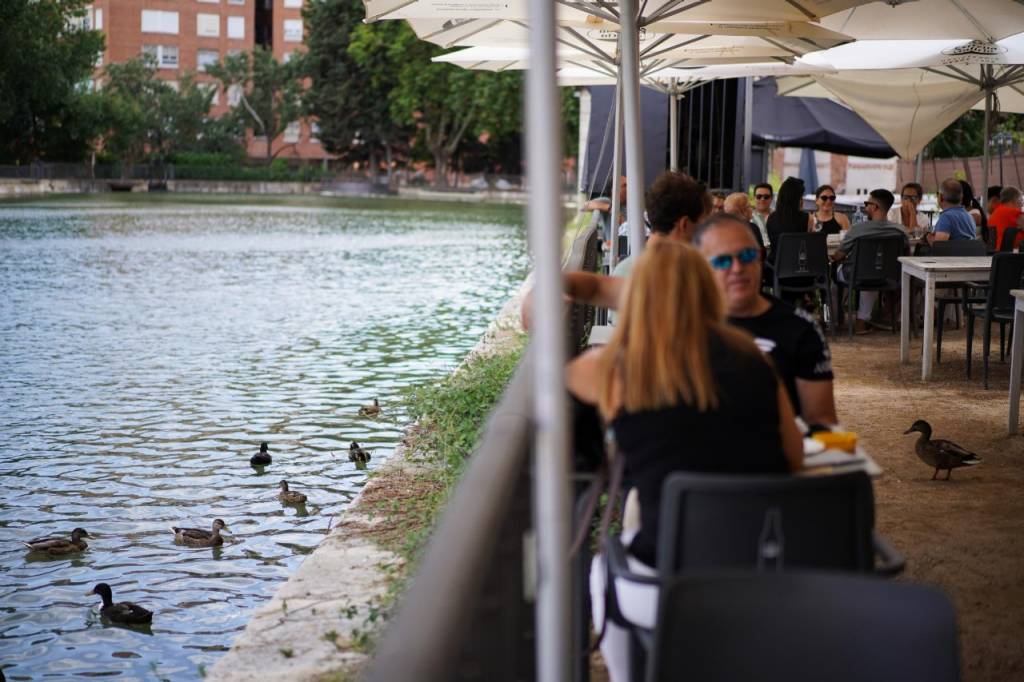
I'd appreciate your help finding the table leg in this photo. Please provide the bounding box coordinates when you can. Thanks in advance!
[922,276,935,381]
[1009,307,1024,435]
[900,270,911,363]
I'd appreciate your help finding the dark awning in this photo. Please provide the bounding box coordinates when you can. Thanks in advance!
[753,77,896,159]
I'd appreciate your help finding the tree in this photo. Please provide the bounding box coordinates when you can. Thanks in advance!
[207,48,306,162]
[350,22,522,188]
[304,0,407,183]
[0,0,105,163]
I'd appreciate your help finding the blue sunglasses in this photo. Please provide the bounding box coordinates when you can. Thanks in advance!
[709,247,760,271]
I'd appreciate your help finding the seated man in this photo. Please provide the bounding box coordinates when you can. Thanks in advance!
[989,185,1024,250]
[723,191,766,248]
[711,190,728,214]
[928,178,978,243]
[887,182,930,233]
[694,213,837,425]
[832,189,909,333]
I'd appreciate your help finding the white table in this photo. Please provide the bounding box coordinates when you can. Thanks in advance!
[587,324,615,346]
[1008,290,1024,435]
[899,256,992,381]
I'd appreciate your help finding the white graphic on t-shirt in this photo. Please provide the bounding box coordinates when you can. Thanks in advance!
[754,337,776,355]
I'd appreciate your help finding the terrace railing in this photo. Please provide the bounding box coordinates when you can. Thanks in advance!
[365,211,602,682]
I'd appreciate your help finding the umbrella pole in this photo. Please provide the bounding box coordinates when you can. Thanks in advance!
[611,73,624,267]
[983,85,992,202]
[742,77,753,192]
[670,84,679,171]
[525,0,571,681]
[619,0,646,256]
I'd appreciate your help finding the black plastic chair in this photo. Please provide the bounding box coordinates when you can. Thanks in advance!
[966,253,1024,388]
[647,572,960,682]
[771,232,833,334]
[603,472,905,678]
[616,234,629,259]
[835,236,906,338]
[932,240,988,362]
[1000,227,1021,252]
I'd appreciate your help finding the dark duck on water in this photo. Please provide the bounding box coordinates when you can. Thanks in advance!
[87,583,153,625]
[904,419,983,480]
[250,442,272,466]
[23,528,90,556]
[349,441,371,465]
[172,519,228,547]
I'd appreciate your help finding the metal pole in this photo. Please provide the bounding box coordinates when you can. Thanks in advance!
[526,0,570,681]
[610,74,624,266]
[619,0,646,256]
[669,83,679,171]
[983,82,992,202]
[915,151,923,184]
[742,77,753,192]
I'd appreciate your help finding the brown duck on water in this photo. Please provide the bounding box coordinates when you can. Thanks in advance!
[172,519,228,547]
[904,420,983,480]
[358,398,381,417]
[23,528,90,556]
[277,480,307,504]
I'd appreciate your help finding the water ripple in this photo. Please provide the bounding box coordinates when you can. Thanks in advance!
[0,195,527,680]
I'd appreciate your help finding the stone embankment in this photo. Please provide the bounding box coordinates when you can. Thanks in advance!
[205,283,527,682]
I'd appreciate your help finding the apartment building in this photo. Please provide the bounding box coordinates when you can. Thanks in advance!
[80,1,326,160]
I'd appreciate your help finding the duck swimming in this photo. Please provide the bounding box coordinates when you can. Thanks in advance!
[251,442,272,466]
[349,441,372,465]
[904,420,983,480]
[278,480,307,504]
[23,528,90,556]
[87,582,153,625]
[358,398,381,417]
[172,519,228,547]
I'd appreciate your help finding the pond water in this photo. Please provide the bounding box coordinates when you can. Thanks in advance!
[0,194,527,680]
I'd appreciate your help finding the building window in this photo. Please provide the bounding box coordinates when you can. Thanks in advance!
[141,10,179,35]
[197,49,220,71]
[198,82,219,105]
[282,51,294,63]
[228,0,246,5]
[283,0,302,7]
[95,9,103,30]
[283,121,301,143]
[227,84,243,107]
[142,44,179,69]
[197,14,220,37]
[310,122,321,144]
[283,19,302,42]
[198,0,220,4]
[227,16,245,39]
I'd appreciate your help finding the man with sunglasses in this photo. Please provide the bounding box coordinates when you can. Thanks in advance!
[832,189,909,332]
[887,182,929,233]
[694,214,837,425]
[752,182,774,246]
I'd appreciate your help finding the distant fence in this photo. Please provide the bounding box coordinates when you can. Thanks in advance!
[897,153,1024,194]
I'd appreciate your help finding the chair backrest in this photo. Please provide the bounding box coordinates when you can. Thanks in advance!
[986,252,1024,314]
[851,236,904,286]
[616,234,629,258]
[648,572,960,682]
[1000,227,1021,252]
[656,472,875,574]
[772,232,829,282]
[931,240,987,257]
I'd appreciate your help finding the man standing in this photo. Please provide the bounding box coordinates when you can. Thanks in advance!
[928,178,978,243]
[752,182,774,246]
[694,214,837,425]
[832,189,909,333]
[887,182,930,233]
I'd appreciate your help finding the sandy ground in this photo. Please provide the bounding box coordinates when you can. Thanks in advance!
[831,324,1024,682]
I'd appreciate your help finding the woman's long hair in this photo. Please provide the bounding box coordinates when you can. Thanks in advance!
[597,241,755,417]
[774,177,806,227]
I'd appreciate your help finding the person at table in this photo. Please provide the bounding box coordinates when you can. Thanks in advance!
[569,240,803,682]
[766,176,814,263]
[811,184,850,235]
[927,178,978,243]
[887,182,930,234]
[989,185,1024,250]
[832,189,909,333]
[960,179,985,231]
[695,213,837,425]
[988,185,1003,216]
[752,182,774,246]
[711,190,727,214]
[724,191,765,249]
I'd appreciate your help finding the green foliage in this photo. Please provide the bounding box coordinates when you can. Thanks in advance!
[563,88,581,158]
[349,22,522,187]
[207,48,306,161]
[0,0,106,162]
[928,110,1024,159]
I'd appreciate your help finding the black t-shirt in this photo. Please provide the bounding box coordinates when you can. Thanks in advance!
[611,332,789,567]
[728,296,833,416]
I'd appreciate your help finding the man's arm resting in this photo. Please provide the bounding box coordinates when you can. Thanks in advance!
[795,378,838,426]
[564,271,624,310]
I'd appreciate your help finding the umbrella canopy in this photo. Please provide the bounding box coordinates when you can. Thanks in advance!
[820,0,1024,41]
[752,77,895,157]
